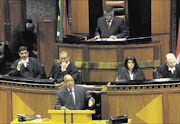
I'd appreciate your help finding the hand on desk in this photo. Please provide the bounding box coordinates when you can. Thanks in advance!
[60,106,69,110]
[94,35,100,40]
[109,35,117,39]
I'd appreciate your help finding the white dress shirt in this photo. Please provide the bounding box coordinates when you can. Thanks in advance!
[17,57,29,71]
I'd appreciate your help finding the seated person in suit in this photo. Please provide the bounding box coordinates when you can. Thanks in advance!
[153,53,180,79]
[94,6,127,40]
[8,46,46,78]
[54,74,95,110]
[115,56,146,81]
[48,51,80,83]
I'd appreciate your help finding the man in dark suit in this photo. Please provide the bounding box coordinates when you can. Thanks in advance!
[8,19,37,61]
[54,74,95,110]
[94,6,127,40]
[8,46,46,78]
[48,51,80,84]
[154,53,180,79]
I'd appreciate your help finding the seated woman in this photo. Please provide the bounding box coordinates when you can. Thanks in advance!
[115,56,146,81]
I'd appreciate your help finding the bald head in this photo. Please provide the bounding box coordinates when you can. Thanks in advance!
[166,53,176,68]
[64,74,74,89]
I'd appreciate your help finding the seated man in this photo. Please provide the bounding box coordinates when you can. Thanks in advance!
[94,6,127,40]
[8,46,46,78]
[48,51,80,83]
[54,74,95,110]
[153,53,180,79]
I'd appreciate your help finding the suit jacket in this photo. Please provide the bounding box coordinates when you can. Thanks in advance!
[48,62,80,83]
[54,86,94,110]
[115,67,146,80]
[9,57,46,79]
[95,16,127,38]
[154,64,180,79]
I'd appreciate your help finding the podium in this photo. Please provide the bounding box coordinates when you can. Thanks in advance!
[48,110,97,123]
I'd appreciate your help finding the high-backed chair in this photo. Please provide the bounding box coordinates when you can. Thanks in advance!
[87,90,102,120]
[104,0,126,21]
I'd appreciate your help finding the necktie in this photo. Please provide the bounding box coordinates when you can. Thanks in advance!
[69,89,75,105]
[107,21,110,30]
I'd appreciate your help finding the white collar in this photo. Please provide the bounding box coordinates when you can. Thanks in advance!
[21,57,29,68]
[66,61,70,68]
[67,87,74,92]
[167,64,175,73]
[106,18,113,23]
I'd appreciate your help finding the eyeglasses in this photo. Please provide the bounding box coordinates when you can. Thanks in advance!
[105,15,113,18]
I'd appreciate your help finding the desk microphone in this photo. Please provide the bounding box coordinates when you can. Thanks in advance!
[64,91,72,108]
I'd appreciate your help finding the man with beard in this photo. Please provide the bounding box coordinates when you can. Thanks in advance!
[8,46,46,79]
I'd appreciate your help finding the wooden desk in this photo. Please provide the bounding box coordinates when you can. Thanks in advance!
[101,80,180,124]
[54,41,161,82]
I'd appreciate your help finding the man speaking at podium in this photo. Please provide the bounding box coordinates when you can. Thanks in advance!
[54,74,95,110]
[94,6,127,40]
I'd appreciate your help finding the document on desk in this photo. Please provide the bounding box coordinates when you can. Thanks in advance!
[96,38,127,42]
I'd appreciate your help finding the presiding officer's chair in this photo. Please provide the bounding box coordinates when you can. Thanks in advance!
[104,0,126,21]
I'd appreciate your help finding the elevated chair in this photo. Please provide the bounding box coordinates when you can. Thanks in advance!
[104,0,126,21]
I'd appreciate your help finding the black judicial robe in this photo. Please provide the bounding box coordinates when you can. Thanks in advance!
[115,67,146,81]
[154,64,180,79]
[9,57,46,79]
[48,62,79,83]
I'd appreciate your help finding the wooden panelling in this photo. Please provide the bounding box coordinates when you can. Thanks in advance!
[56,42,161,81]
[0,90,12,124]
[89,48,117,62]
[0,1,5,41]
[102,83,180,123]
[152,34,169,63]
[107,93,163,123]
[89,70,116,82]
[9,0,22,33]
[58,47,83,61]
[71,0,89,34]
[12,91,55,119]
[143,68,153,79]
[151,0,170,33]
[123,47,153,61]
[37,20,56,75]
[0,80,103,124]
[167,91,180,123]
[151,0,170,63]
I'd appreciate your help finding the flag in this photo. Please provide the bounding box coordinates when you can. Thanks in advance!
[63,0,70,35]
[56,0,62,41]
[176,19,180,64]
[57,0,69,42]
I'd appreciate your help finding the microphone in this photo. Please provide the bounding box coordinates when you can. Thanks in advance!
[64,91,72,108]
